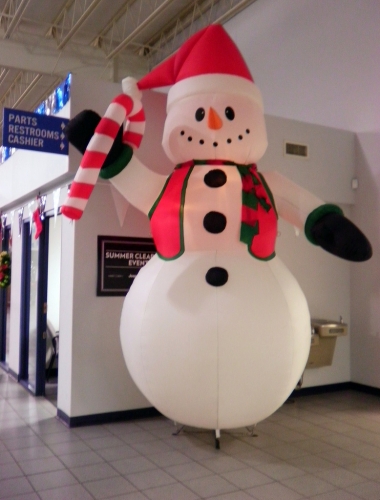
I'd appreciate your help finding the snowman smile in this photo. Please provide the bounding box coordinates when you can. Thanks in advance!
[179,128,251,147]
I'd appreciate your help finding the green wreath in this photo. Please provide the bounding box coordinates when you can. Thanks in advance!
[0,251,11,288]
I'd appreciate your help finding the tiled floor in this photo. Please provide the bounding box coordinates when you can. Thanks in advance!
[1,372,380,500]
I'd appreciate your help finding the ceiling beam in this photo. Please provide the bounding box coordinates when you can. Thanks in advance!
[145,0,256,68]
[0,73,42,129]
[0,67,10,85]
[90,0,136,48]
[45,0,103,50]
[0,36,148,80]
[2,0,32,39]
[105,0,178,60]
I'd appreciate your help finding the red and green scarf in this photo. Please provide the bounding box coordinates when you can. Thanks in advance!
[148,160,278,261]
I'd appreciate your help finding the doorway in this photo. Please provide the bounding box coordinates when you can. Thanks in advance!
[19,219,48,395]
[0,227,11,371]
[45,215,62,406]
[19,215,62,403]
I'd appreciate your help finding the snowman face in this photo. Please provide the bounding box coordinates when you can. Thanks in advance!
[162,92,268,165]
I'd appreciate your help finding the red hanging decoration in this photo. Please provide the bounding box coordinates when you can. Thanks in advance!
[32,208,43,239]
[33,195,46,239]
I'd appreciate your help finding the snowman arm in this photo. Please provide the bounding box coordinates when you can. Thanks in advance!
[263,170,327,229]
[101,150,167,216]
[263,170,372,262]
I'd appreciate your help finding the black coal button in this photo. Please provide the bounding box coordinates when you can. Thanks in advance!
[203,211,226,233]
[205,267,229,286]
[204,169,227,188]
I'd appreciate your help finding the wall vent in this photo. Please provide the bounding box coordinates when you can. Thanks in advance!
[284,141,308,158]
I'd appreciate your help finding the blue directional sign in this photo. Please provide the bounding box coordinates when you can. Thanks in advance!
[2,108,69,155]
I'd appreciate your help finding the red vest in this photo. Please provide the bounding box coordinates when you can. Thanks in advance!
[148,162,278,261]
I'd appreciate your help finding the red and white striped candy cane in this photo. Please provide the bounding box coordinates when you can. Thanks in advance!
[61,86,145,221]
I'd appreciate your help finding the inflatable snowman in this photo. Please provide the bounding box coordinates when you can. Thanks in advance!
[62,25,371,435]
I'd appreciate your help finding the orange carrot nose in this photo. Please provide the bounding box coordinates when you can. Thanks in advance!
[207,107,223,130]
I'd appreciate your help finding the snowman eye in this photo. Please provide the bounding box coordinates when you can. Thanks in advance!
[225,107,235,120]
[195,108,205,121]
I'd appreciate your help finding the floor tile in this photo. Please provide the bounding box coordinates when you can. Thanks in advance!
[263,443,309,460]
[84,476,136,499]
[39,483,95,500]
[281,474,338,496]
[18,456,65,475]
[73,426,114,440]
[30,418,68,435]
[147,450,192,467]
[120,431,158,445]
[183,474,238,497]
[41,431,81,445]
[0,461,24,480]
[345,480,380,500]
[307,492,362,500]
[241,433,280,449]
[70,462,119,483]
[221,439,261,457]
[144,482,200,500]
[254,462,306,481]
[164,462,214,481]
[85,435,126,451]
[319,448,362,466]
[97,444,140,462]
[111,456,157,475]
[200,455,247,474]
[27,469,78,492]
[221,468,273,489]
[126,468,176,490]
[136,417,172,430]
[345,459,380,481]
[11,444,54,461]
[209,492,256,500]
[287,454,341,473]
[2,434,45,451]
[0,450,15,465]
[239,449,280,468]
[104,422,142,436]
[247,481,304,500]
[48,439,91,455]
[59,450,105,468]
[354,443,380,460]
[182,444,221,461]
[9,493,41,500]
[0,477,34,499]
[103,493,149,500]
[314,467,368,488]
[293,438,339,454]
[131,439,173,456]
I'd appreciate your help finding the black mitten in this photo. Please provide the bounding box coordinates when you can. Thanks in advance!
[310,212,372,262]
[64,109,124,167]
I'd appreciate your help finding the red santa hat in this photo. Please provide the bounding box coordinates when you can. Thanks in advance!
[137,24,263,111]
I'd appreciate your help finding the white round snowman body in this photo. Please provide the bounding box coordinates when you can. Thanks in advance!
[117,86,312,430]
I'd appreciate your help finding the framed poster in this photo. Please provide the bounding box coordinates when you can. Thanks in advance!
[97,236,156,296]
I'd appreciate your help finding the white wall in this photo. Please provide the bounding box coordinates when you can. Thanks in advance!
[225,0,380,134]
[7,219,23,374]
[351,132,380,388]
[58,85,174,417]
[260,116,355,386]
[260,115,355,204]
[47,216,61,333]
